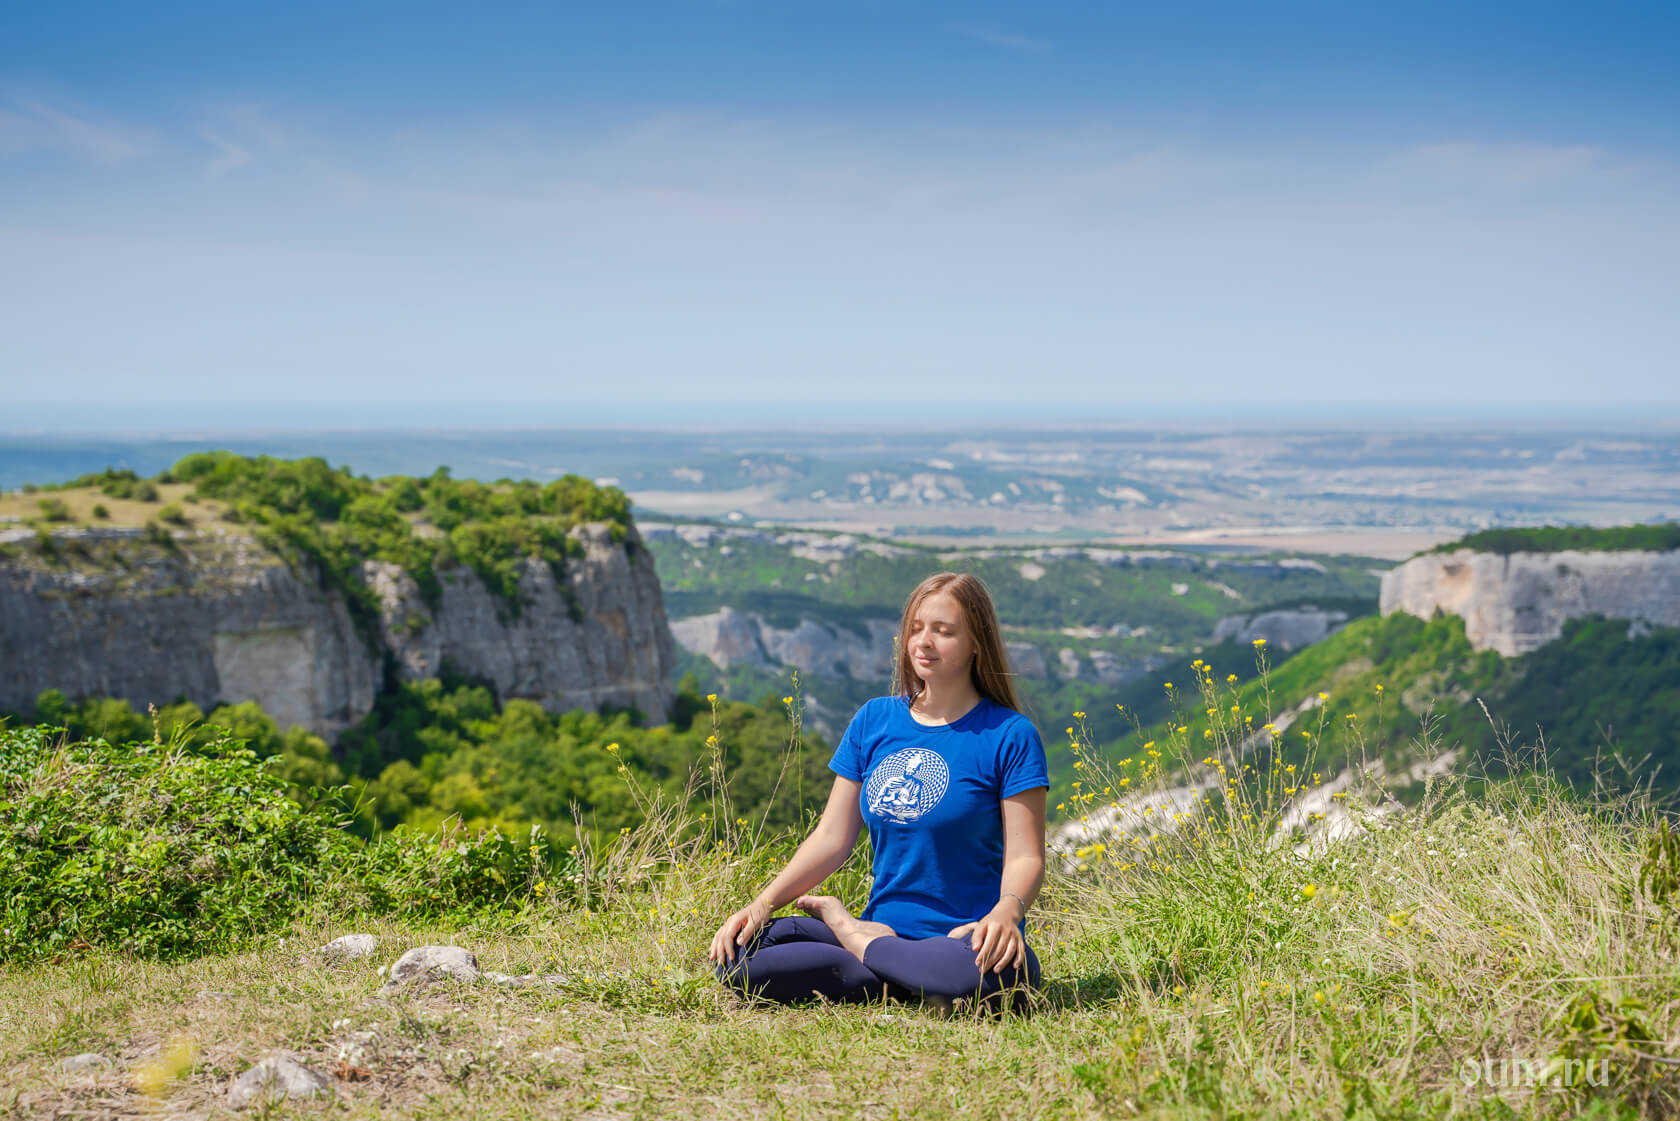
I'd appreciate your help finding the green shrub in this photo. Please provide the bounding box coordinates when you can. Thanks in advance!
[133,480,160,502]
[90,503,110,520]
[339,820,580,918]
[156,502,188,526]
[35,498,71,522]
[0,725,356,961]
[67,467,142,499]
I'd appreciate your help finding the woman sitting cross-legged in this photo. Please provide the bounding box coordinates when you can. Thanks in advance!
[708,571,1049,1015]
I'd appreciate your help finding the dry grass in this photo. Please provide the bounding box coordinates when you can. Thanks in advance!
[0,483,225,529]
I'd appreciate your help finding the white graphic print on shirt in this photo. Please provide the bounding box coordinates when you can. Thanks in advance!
[864,747,951,823]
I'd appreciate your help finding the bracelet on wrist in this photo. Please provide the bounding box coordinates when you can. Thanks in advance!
[1000,891,1028,919]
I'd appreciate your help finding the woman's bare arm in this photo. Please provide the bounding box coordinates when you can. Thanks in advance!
[751,776,864,910]
[998,786,1047,916]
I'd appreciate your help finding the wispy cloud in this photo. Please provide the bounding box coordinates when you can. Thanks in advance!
[197,102,292,175]
[0,95,152,164]
[954,25,1050,56]
[201,131,252,175]
[1377,140,1617,187]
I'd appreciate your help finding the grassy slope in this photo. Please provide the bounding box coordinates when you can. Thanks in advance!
[1101,610,1680,812]
[4,756,1676,1119]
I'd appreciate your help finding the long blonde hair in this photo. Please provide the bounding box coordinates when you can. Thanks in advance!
[890,572,1022,713]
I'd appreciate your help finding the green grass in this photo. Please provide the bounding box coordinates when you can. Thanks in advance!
[4,701,1678,1118]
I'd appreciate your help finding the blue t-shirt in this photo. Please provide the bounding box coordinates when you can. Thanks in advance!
[827,694,1049,941]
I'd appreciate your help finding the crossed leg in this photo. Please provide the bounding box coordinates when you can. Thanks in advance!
[793,894,898,959]
[795,895,1040,1015]
[714,915,904,1005]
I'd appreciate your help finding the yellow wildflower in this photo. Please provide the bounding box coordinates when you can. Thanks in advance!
[135,1037,197,1098]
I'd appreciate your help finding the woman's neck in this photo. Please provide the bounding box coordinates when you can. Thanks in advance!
[910,677,982,724]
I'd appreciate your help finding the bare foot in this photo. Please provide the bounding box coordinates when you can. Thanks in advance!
[794,894,896,961]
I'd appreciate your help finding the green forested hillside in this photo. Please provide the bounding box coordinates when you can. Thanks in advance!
[9,676,833,848]
[1096,610,1680,812]
[1427,522,1680,556]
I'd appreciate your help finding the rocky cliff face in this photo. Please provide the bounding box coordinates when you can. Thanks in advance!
[669,607,898,679]
[1379,547,1680,656]
[0,523,675,736]
[367,524,674,722]
[1212,607,1350,652]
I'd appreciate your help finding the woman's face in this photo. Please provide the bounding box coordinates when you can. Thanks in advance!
[905,590,978,690]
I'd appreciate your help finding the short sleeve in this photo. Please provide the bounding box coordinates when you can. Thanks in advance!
[828,700,872,781]
[998,717,1049,798]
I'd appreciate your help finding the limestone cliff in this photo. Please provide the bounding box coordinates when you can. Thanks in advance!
[1379,547,1680,656]
[0,523,675,736]
[1212,607,1350,652]
[669,607,897,679]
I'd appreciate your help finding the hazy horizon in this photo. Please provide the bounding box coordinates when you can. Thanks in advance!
[8,399,1680,438]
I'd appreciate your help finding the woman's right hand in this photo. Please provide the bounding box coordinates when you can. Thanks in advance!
[709,899,772,966]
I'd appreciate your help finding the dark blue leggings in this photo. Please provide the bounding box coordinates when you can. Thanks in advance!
[714,916,1040,1011]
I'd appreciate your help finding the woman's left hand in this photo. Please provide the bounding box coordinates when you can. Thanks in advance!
[946,902,1025,975]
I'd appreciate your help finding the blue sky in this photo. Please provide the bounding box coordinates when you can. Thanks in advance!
[2,1,1677,428]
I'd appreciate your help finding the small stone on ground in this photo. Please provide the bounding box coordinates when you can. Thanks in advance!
[388,945,481,985]
[318,933,378,962]
[227,1053,331,1108]
[56,1053,113,1074]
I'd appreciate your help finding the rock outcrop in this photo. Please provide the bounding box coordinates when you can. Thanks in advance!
[1379,547,1680,656]
[1051,647,1161,687]
[0,523,675,735]
[670,608,898,679]
[1212,607,1350,651]
[0,527,377,736]
[366,524,674,724]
